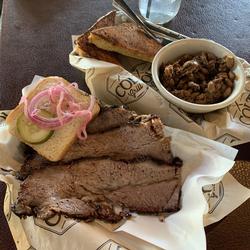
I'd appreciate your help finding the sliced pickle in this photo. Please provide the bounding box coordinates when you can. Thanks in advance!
[17,111,54,144]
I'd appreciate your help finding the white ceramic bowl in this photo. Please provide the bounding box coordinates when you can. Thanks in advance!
[152,39,245,113]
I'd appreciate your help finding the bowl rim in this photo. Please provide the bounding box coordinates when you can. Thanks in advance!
[151,38,246,110]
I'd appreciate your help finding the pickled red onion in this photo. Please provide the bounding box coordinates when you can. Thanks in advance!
[23,83,95,140]
[76,95,95,140]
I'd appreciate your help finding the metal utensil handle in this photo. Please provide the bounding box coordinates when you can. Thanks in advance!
[152,30,178,42]
[145,20,189,40]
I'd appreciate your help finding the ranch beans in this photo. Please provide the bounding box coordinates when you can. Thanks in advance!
[159,52,236,104]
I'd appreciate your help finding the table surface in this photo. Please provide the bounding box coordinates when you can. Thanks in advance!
[0,0,249,249]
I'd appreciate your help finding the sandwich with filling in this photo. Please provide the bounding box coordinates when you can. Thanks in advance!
[7,77,182,223]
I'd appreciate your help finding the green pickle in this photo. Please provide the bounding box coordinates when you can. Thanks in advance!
[17,111,54,144]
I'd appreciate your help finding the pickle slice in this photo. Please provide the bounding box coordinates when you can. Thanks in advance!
[17,111,54,144]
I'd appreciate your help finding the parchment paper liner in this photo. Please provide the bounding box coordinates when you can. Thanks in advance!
[0,77,249,250]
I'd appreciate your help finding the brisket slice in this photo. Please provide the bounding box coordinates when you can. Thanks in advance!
[63,116,173,163]
[87,106,136,134]
[17,154,58,180]
[12,158,181,223]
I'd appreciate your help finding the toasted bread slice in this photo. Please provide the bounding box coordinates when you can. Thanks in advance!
[89,10,116,31]
[75,11,120,65]
[88,22,163,62]
[75,34,120,65]
[6,76,100,162]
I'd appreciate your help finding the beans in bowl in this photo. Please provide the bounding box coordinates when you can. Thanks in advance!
[159,52,237,104]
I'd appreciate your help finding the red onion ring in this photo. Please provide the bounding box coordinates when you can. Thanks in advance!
[23,84,95,139]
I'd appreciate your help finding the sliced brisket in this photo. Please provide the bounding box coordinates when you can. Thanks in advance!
[64,116,173,163]
[17,154,53,180]
[13,107,182,223]
[87,106,136,134]
[13,158,181,223]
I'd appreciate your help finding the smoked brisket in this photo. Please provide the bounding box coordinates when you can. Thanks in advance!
[64,115,173,163]
[13,158,181,222]
[13,106,182,223]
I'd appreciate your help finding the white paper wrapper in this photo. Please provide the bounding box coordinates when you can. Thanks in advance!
[0,76,250,250]
[69,12,250,147]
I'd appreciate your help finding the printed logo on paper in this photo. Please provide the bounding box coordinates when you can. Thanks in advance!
[97,239,129,250]
[202,182,224,214]
[34,215,79,235]
[130,62,157,91]
[0,111,8,128]
[0,111,8,120]
[106,73,149,105]
[86,68,96,79]
[228,82,250,128]
[215,133,240,145]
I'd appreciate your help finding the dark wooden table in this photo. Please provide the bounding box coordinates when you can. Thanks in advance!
[0,0,249,249]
